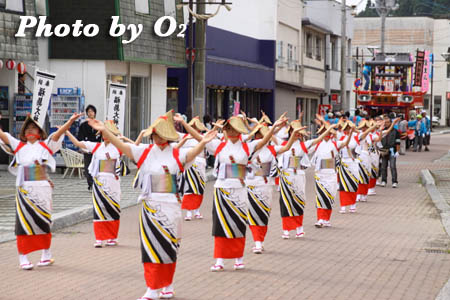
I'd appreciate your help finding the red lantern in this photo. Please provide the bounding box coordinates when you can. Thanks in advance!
[0,60,3,69]
[17,62,26,74]
[6,59,16,70]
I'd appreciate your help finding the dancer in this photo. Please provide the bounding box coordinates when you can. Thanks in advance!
[245,122,305,252]
[178,116,208,221]
[311,122,352,228]
[66,120,126,248]
[278,120,337,238]
[337,121,359,213]
[88,111,216,300]
[0,113,82,270]
[179,114,287,271]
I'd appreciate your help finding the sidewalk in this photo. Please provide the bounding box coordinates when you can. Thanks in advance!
[0,137,449,299]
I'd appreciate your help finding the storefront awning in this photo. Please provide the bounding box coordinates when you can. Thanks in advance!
[276,80,325,94]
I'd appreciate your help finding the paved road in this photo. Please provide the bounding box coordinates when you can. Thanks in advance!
[0,135,450,300]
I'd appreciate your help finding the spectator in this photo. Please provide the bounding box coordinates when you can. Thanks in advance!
[398,115,408,155]
[203,114,212,130]
[78,105,101,190]
[408,115,426,152]
[379,116,401,188]
[421,111,431,151]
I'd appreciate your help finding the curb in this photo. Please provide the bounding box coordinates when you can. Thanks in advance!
[420,169,450,300]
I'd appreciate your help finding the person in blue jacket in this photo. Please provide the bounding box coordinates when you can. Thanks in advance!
[421,111,431,151]
[408,115,427,152]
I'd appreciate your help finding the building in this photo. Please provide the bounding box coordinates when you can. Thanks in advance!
[303,0,356,113]
[0,0,39,166]
[30,0,185,141]
[354,16,450,126]
[169,0,276,121]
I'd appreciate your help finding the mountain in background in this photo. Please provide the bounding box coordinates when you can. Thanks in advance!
[357,0,450,18]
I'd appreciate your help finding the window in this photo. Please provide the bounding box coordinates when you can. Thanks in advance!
[315,37,322,61]
[447,63,450,78]
[331,40,338,70]
[287,43,295,70]
[0,0,24,13]
[434,95,442,118]
[277,41,285,68]
[306,33,313,58]
[165,0,176,17]
[135,0,149,14]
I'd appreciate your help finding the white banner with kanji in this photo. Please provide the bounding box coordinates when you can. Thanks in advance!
[106,82,127,133]
[31,70,56,127]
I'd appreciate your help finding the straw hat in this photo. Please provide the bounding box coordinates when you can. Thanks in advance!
[247,124,264,138]
[19,115,47,142]
[225,116,248,134]
[368,120,377,128]
[356,119,369,130]
[259,115,272,125]
[104,120,121,136]
[143,110,179,141]
[285,120,309,136]
[317,122,336,135]
[188,116,207,132]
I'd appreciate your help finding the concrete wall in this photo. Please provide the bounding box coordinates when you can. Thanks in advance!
[304,0,354,39]
[149,64,168,123]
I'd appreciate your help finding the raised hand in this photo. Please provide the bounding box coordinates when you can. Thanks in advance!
[69,112,84,122]
[240,110,247,119]
[88,119,105,132]
[202,130,218,143]
[173,114,184,123]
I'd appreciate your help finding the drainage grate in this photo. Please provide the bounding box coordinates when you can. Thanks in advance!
[424,248,449,254]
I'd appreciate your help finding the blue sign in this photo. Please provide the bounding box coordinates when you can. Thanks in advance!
[57,88,81,95]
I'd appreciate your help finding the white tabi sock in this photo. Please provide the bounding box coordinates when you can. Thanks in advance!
[216,258,224,266]
[19,254,30,265]
[356,195,361,201]
[41,249,52,261]
[162,284,174,293]
[142,288,159,299]
[296,226,304,234]
[186,210,192,218]
[283,230,289,236]
[350,204,356,209]
[194,209,200,215]
[255,241,262,249]
[235,257,244,265]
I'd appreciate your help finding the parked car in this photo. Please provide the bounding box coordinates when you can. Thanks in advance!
[432,116,440,127]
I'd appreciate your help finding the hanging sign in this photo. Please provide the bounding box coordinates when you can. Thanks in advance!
[31,70,56,126]
[106,82,127,133]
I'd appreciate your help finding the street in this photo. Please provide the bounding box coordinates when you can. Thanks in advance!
[0,134,450,300]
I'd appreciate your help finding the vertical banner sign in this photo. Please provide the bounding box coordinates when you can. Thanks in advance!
[107,82,127,133]
[233,101,240,116]
[421,51,430,92]
[413,50,425,87]
[31,70,56,127]
[318,104,331,116]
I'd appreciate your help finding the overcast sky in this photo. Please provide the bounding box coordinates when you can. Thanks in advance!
[335,0,369,12]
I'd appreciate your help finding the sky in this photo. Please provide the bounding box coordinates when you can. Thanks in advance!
[335,0,369,12]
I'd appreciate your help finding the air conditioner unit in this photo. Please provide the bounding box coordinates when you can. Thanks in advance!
[358,94,371,102]
[399,95,413,103]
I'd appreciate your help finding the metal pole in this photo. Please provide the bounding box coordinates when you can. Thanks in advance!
[194,1,206,118]
[186,0,194,120]
[430,53,434,132]
[355,46,359,108]
[340,0,347,110]
[381,12,386,54]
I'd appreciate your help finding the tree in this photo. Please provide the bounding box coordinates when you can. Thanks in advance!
[357,0,378,17]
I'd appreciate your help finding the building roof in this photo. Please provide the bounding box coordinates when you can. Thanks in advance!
[301,18,332,34]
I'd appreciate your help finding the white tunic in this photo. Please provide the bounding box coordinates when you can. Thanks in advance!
[206,139,258,189]
[4,133,63,187]
[279,140,313,175]
[131,144,190,202]
[246,144,282,186]
[82,142,121,179]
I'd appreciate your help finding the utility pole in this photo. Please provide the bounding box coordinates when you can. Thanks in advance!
[186,0,194,120]
[178,1,232,120]
[375,0,399,54]
[194,2,206,118]
[430,53,434,132]
[355,47,359,107]
[340,0,347,110]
